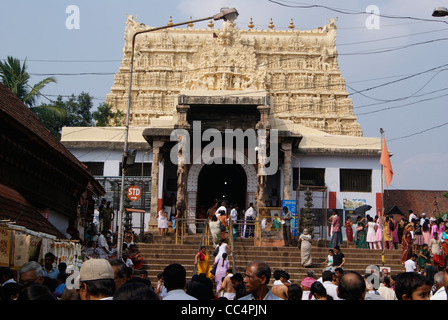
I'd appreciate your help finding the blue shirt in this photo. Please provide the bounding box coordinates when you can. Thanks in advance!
[42,267,59,280]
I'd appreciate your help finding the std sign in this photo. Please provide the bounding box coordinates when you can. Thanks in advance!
[127,186,141,201]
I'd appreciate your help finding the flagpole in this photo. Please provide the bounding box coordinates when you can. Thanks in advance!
[380,128,385,267]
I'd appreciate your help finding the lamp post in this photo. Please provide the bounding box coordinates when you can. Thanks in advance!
[432,7,448,17]
[117,8,239,257]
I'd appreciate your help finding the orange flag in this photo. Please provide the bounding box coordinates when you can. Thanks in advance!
[380,136,393,188]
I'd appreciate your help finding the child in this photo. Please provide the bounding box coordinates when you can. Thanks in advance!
[322,249,334,271]
[395,272,432,300]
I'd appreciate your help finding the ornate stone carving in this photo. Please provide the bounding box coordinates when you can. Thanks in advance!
[108,15,363,137]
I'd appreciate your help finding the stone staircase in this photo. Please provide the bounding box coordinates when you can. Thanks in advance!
[135,232,405,288]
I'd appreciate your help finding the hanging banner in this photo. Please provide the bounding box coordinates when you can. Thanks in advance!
[13,232,30,268]
[28,235,42,262]
[0,228,11,266]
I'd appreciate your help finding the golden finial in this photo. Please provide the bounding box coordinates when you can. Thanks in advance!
[188,16,194,28]
[208,19,214,29]
[268,18,275,30]
[248,17,254,29]
[167,16,173,26]
[289,18,295,30]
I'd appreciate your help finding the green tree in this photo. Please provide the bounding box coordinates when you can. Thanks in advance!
[34,92,95,139]
[0,56,56,107]
[92,102,124,126]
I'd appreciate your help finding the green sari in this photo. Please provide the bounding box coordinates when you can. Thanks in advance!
[417,248,430,268]
[355,220,368,249]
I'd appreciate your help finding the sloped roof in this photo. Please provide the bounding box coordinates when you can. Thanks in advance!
[0,184,66,238]
[0,83,105,198]
[384,190,448,219]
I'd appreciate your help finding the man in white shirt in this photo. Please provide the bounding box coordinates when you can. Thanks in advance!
[408,210,417,222]
[404,254,417,272]
[230,204,239,236]
[244,203,256,238]
[216,202,227,216]
[0,267,16,286]
[321,270,340,300]
[162,263,197,300]
[377,272,397,300]
[98,229,113,259]
[430,272,447,300]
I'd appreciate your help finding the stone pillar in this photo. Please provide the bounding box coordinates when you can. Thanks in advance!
[150,140,165,223]
[174,103,190,216]
[175,104,190,130]
[255,104,271,210]
[282,140,292,200]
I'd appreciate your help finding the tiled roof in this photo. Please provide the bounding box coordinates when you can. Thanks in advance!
[0,82,104,196]
[0,184,66,238]
[384,189,448,219]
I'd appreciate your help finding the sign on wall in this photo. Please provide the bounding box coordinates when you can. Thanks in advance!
[281,200,298,237]
[127,186,141,201]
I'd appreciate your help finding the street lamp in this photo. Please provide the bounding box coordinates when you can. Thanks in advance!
[117,8,239,257]
[432,6,448,17]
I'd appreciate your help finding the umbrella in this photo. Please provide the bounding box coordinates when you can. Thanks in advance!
[353,205,372,216]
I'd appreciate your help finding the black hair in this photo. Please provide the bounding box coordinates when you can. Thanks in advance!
[273,270,285,280]
[185,279,214,300]
[249,261,271,285]
[163,263,186,291]
[109,259,128,279]
[114,281,160,300]
[113,282,159,300]
[287,283,303,300]
[81,279,116,297]
[17,283,58,301]
[395,272,432,300]
[311,281,333,300]
[231,273,244,283]
[322,270,334,282]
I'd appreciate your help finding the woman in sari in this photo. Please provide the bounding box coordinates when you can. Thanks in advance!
[416,244,430,270]
[441,228,448,259]
[401,225,413,264]
[344,216,353,243]
[299,229,313,267]
[209,215,222,247]
[354,216,368,249]
[214,252,229,293]
[195,246,214,279]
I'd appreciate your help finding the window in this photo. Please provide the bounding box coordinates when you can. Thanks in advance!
[119,162,152,177]
[82,162,104,176]
[340,169,372,192]
[293,168,325,190]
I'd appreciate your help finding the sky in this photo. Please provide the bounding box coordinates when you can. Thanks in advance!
[1,0,447,191]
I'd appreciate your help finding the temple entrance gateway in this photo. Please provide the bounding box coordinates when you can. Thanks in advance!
[197,163,247,214]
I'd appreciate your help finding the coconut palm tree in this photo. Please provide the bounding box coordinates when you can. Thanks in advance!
[0,56,56,107]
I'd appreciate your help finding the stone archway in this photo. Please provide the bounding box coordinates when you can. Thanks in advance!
[185,158,257,233]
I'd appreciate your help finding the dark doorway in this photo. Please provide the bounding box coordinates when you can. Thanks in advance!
[197,163,247,215]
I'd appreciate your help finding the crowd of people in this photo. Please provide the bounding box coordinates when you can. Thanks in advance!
[2,196,447,302]
[3,253,447,301]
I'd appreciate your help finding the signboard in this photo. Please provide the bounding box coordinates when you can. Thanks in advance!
[40,210,50,220]
[281,200,298,237]
[127,186,141,201]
